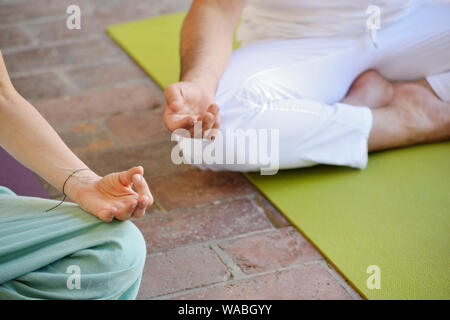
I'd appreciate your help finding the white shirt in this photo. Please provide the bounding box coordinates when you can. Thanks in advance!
[237,0,421,45]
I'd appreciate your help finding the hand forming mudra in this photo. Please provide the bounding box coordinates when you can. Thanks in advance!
[65,166,153,222]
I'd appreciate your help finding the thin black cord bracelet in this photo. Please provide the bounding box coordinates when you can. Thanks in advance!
[44,168,90,213]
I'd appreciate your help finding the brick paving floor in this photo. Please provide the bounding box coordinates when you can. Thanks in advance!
[1,0,361,299]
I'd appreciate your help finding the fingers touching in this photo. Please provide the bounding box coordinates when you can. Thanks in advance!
[202,104,220,139]
[131,173,153,219]
[183,104,220,138]
[163,82,221,137]
[208,103,220,117]
[170,115,195,132]
[99,166,153,222]
[118,166,143,186]
[113,197,139,221]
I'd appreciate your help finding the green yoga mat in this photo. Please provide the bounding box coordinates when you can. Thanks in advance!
[107,12,450,300]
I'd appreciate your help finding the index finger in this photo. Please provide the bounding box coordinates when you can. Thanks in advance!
[132,173,153,206]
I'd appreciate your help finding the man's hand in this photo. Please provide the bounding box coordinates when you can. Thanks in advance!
[67,166,153,222]
[163,81,220,138]
[163,0,245,137]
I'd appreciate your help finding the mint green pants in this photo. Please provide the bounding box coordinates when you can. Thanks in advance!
[0,186,146,300]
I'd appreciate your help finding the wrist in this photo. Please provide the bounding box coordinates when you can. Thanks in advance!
[181,73,218,99]
[64,169,100,203]
[0,83,19,109]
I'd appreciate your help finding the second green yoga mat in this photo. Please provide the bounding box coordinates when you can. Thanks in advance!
[108,12,450,300]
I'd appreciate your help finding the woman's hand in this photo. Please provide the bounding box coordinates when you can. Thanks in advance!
[66,166,153,222]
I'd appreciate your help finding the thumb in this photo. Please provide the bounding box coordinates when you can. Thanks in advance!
[118,166,144,186]
[164,84,184,112]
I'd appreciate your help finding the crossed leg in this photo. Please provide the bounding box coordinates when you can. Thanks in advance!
[342,70,450,151]
[0,188,146,299]
[182,1,450,172]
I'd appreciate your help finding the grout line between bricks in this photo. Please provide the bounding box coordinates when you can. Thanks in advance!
[248,194,361,300]
[54,68,79,95]
[316,260,363,300]
[4,40,164,101]
[0,15,69,29]
[140,214,361,299]
[0,5,95,29]
[3,0,364,302]
[95,116,123,149]
[2,32,108,55]
[248,194,283,229]
[145,227,273,259]
[161,192,259,215]
[209,243,246,281]
[16,22,38,47]
[150,260,333,300]
[9,56,128,78]
[0,0,32,5]
[89,77,152,90]
[93,99,166,216]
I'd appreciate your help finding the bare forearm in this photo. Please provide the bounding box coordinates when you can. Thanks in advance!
[0,91,98,193]
[0,53,97,194]
[180,0,245,96]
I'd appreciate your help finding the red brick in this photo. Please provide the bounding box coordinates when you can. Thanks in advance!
[0,0,358,302]
[56,119,115,155]
[0,0,90,25]
[79,139,192,181]
[93,0,191,21]
[133,198,273,254]
[3,37,125,74]
[67,59,147,90]
[25,16,98,45]
[174,264,353,300]
[11,71,70,101]
[218,227,323,275]
[138,245,229,299]
[106,110,169,145]
[26,0,190,44]
[34,84,162,126]
[150,170,257,211]
[0,26,31,48]
[253,194,292,228]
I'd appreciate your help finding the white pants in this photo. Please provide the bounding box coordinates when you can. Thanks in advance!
[178,1,450,173]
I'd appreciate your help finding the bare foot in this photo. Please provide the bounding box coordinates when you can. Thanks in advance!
[390,83,450,144]
[369,82,450,151]
[410,78,440,99]
[342,69,395,108]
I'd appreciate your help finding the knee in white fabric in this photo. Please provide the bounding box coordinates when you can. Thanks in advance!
[174,98,282,174]
[174,130,280,174]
